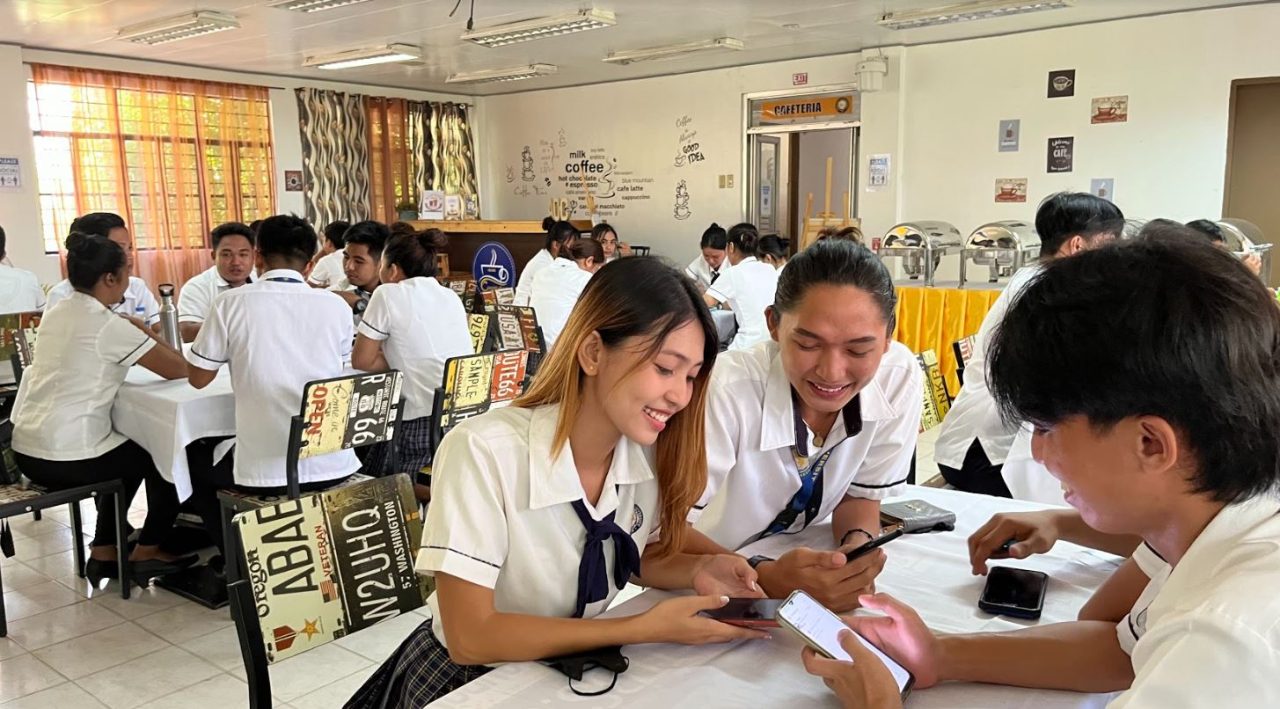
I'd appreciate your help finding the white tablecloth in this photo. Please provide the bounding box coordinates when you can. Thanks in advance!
[112,367,235,501]
[434,486,1122,708]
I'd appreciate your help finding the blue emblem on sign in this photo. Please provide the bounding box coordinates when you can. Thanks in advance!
[473,241,517,291]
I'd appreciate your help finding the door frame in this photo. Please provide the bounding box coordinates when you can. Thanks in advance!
[1222,76,1280,215]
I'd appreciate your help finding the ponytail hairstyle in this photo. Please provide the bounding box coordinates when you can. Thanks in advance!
[758,234,788,267]
[726,222,760,258]
[773,238,897,335]
[66,232,128,291]
[700,223,728,250]
[514,257,717,558]
[541,217,579,252]
[383,228,447,279]
[568,238,604,265]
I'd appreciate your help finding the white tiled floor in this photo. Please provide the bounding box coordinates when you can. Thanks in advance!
[0,501,425,709]
[2,433,943,708]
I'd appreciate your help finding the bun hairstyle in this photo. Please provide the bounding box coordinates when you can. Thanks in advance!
[700,223,728,250]
[542,217,578,250]
[389,221,417,237]
[66,231,128,291]
[568,238,604,264]
[727,222,760,258]
[383,227,448,279]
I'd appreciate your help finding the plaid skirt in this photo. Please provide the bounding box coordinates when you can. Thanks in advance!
[360,416,433,479]
[345,619,491,708]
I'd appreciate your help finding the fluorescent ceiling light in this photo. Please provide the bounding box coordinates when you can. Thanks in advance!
[117,11,240,45]
[879,0,1072,30]
[446,64,558,84]
[270,0,375,12]
[462,8,615,47]
[603,37,744,65]
[305,44,422,70]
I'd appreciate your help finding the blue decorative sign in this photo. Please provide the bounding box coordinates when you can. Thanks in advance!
[473,241,517,291]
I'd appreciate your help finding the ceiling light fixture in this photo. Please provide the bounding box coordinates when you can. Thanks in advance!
[117,11,240,45]
[878,0,1073,30]
[270,0,376,12]
[603,37,744,65]
[462,8,616,48]
[304,43,422,70]
[446,63,558,84]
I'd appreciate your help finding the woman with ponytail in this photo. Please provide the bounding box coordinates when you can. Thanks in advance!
[352,228,472,493]
[515,217,578,306]
[702,222,780,351]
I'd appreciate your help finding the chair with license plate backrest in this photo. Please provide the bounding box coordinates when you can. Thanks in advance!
[908,350,952,486]
[426,350,532,466]
[489,304,546,374]
[951,334,978,399]
[467,313,492,354]
[228,473,428,708]
[474,286,516,314]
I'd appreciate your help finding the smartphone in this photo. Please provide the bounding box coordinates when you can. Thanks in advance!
[978,566,1048,620]
[844,527,904,562]
[776,590,915,698]
[697,598,783,628]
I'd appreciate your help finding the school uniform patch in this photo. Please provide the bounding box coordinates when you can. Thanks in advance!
[630,504,644,534]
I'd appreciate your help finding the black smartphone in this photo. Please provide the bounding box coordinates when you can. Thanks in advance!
[844,526,904,563]
[697,598,784,628]
[978,566,1048,620]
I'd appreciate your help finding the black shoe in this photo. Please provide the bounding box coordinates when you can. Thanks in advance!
[84,558,121,585]
[130,555,199,586]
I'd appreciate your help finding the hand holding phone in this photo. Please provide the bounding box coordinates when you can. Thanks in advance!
[844,527,904,563]
[778,590,915,698]
[696,598,783,628]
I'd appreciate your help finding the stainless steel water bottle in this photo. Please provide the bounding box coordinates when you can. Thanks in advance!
[158,283,181,350]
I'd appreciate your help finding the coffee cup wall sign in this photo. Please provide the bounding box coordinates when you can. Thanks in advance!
[1047,137,1074,173]
[998,119,1020,152]
[1047,69,1075,98]
[995,178,1028,203]
[1091,95,1129,124]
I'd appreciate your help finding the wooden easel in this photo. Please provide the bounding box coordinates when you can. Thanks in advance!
[798,157,859,250]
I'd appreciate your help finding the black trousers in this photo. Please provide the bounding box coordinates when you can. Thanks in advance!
[15,439,179,547]
[937,439,1013,498]
[186,439,349,556]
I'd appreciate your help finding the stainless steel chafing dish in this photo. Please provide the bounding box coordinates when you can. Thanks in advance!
[874,221,963,287]
[960,220,1041,286]
[1122,219,1147,239]
[1217,218,1273,280]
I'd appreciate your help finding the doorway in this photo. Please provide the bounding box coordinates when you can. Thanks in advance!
[1224,77,1280,286]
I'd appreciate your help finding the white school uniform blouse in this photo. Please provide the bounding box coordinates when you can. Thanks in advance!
[47,277,161,327]
[307,250,345,288]
[187,269,359,488]
[416,403,661,649]
[685,255,731,292]
[12,292,156,460]
[356,276,472,421]
[177,266,255,326]
[0,264,46,313]
[1111,497,1280,708]
[934,264,1041,469]
[706,257,779,353]
[692,340,923,551]
[514,248,554,307]
[528,258,593,352]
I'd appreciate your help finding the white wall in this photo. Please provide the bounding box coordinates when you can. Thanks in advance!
[478,48,906,267]
[1,46,475,284]
[898,3,1280,282]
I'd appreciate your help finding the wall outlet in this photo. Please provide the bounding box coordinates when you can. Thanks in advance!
[718,175,726,188]
[726,174,734,188]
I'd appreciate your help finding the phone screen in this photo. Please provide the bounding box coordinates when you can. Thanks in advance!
[778,591,913,695]
[698,598,783,627]
[981,567,1047,610]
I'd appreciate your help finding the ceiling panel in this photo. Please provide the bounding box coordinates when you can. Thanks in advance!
[0,0,1261,95]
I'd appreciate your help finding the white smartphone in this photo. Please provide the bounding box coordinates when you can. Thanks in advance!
[776,589,915,697]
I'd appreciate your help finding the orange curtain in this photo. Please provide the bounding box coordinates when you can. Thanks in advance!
[29,64,275,289]
[894,286,1000,398]
[366,96,414,223]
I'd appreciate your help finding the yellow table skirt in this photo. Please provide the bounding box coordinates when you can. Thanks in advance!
[894,287,1001,398]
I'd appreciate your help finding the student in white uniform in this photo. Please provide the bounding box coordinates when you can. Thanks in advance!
[176,222,255,342]
[306,220,349,288]
[352,228,471,491]
[514,217,577,306]
[12,233,193,585]
[935,193,1123,496]
[331,220,387,327]
[0,225,46,313]
[685,223,731,292]
[592,222,629,263]
[46,212,161,329]
[703,223,780,352]
[688,239,923,611]
[187,215,358,557]
[819,233,1280,708]
[758,234,789,270]
[529,238,603,352]
[349,257,768,707]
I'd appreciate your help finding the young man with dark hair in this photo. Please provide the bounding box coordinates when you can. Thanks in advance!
[332,220,388,325]
[0,224,47,313]
[810,231,1280,708]
[187,214,358,556]
[307,219,350,288]
[1185,218,1262,276]
[935,192,1124,496]
[176,222,256,342]
[45,212,161,329]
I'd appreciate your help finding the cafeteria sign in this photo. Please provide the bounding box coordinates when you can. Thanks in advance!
[759,94,858,125]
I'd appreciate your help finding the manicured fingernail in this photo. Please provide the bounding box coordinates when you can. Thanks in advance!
[720,595,730,603]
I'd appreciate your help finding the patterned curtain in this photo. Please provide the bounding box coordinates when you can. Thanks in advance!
[296,87,371,227]
[368,99,479,221]
[424,103,480,216]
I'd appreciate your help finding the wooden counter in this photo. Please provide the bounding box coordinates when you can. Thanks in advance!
[410,220,593,277]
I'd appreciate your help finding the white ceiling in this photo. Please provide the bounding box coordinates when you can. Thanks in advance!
[0,0,1263,96]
